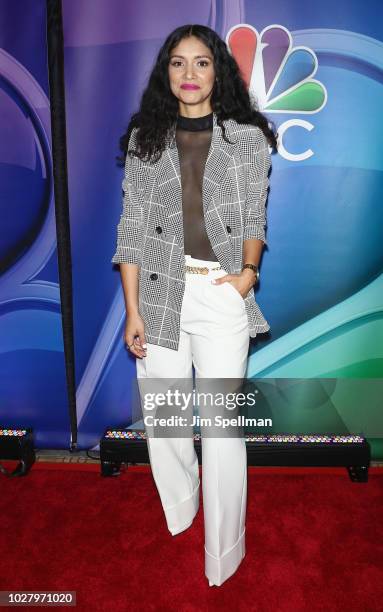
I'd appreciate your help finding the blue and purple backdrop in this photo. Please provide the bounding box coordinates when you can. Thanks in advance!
[1,0,382,456]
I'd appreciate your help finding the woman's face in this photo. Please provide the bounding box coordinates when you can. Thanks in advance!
[168,35,215,116]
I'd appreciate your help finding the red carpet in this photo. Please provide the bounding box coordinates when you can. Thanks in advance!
[1,463,382,611]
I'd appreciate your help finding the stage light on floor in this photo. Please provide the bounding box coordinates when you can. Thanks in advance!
[0,427,35,477]
[104,430,147,440]
[99,429,370,482]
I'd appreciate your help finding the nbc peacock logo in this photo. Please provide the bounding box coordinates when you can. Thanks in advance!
[226,24,328,159]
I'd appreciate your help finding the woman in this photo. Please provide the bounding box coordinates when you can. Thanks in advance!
[111,24,278,587]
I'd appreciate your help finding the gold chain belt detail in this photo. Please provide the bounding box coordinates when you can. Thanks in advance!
[185,265,222,275]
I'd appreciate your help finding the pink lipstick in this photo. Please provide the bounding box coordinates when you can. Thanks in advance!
[181,84,200,90]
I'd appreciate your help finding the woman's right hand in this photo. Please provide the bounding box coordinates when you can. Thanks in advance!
[124,313,147,358]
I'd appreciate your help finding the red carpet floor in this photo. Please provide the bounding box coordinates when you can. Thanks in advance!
[1,463,383,611]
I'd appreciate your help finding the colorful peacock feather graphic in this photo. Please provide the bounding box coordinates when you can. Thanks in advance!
[226,24,327,113]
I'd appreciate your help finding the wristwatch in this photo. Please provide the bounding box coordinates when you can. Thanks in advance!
[242,263,260,283]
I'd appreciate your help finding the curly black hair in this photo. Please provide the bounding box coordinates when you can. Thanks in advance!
[117,24,278,166]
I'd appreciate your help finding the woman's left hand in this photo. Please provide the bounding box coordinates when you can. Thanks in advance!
[212,270,255,298]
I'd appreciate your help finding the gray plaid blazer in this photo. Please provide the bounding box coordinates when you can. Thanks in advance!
[111,112,272,350]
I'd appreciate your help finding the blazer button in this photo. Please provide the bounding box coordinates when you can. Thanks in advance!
[226,225,232,233]
[150,273,158,280]
[155,226,162,234]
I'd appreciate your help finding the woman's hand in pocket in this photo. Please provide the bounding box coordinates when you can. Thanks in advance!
[212,272,254,298]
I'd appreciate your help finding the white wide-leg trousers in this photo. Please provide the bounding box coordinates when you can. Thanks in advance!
[136,255,251,586]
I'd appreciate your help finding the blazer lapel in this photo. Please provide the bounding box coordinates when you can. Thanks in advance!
[156,112,237,250]
[203,112,237,219]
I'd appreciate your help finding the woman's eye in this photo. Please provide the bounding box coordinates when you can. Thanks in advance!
[170,60,211,68]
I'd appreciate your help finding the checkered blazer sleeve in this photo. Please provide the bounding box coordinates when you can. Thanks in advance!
[243,127,272,246]
[111,128,144,265]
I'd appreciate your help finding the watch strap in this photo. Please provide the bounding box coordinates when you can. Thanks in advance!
[242,263,259,282]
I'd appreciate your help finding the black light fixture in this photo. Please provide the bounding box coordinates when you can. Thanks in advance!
[0,427,35,477]
[100,429,370,482]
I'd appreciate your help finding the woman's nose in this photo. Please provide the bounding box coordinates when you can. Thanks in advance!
[184,65,196,79]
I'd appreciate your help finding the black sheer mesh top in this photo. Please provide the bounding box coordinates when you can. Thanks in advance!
[175,111,218,261]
